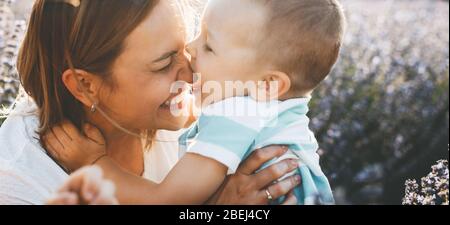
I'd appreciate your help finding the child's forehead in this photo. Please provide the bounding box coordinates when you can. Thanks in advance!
[204,0,267,47]
[206,0,266,21]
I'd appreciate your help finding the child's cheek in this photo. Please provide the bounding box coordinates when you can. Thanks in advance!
[196,53,209,77]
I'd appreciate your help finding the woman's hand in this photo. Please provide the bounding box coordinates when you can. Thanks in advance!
[47,166,118,205]
[43,121,107,173]
[207,146,301,205]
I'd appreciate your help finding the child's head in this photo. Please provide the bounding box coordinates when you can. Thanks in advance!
[188,0,346,101]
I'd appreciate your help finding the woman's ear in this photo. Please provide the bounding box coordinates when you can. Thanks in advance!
[254,71,291,101]
[62,69,102,107]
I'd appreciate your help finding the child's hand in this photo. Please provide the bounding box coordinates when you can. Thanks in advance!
[47,166,118,205]
[43,121,107,173]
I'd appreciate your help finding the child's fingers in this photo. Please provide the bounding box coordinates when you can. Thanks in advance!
[60,120,83,141]
[91,180,119,205]
[83,123,106,146]
[43,132,64,159]
[47,192,79,205]
[51,126,73,147]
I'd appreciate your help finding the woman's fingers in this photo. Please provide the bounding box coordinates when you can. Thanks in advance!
[58,166,101,193]
[47,166,118,205]
[238,145,288,175]
[52,166,118,205]
[254,159,298,189]
[47,192,79,205]
[263,175,301,201]
[83,123,106,146]
[79,167,104,202]
[281,191,298,205]
[91,180,119,205]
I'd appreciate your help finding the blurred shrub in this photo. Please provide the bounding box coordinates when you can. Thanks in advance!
[403,159,449,205]
[310,0,449,204]
[0,0,25,112]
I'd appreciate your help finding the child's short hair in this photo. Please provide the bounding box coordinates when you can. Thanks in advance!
[255,0,346,95]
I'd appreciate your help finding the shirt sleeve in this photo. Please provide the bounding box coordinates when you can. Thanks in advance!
[185,97,268,174]
[0,171,44,205]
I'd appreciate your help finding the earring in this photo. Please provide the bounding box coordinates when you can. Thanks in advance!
[66,0,81,7]
[90,103,97,113]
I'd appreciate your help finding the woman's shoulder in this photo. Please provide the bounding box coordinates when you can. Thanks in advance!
[0,97,41,165]
[0,98,68,205]
[0,169,45,205]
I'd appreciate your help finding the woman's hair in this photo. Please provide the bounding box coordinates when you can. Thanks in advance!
[17,0,159,146]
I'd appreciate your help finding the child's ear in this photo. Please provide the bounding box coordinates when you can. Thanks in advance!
[62,69,102,108]
[253,71,291,101]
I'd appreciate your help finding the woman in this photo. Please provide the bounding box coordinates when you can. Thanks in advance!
[0,0,300,205]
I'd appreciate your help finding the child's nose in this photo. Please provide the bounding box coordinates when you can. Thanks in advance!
[186,42,197,58]
[185,44,197,72]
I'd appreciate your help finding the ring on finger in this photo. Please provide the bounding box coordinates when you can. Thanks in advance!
[265,188,273,201]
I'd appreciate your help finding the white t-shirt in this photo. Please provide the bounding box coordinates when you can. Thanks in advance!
[0,97,181,205]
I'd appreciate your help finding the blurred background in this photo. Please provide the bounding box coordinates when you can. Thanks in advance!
[1,0,449,205]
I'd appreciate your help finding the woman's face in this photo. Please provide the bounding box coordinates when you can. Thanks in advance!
[98,0,193,132]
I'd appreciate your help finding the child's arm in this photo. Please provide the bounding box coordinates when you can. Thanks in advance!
[88,153,227,204]
[156,153,228,204]
[44,122,228,204]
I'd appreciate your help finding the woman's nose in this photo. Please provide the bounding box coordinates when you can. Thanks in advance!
[177,53,194,84]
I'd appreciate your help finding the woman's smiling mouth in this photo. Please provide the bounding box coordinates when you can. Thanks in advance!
[159,87,192,116]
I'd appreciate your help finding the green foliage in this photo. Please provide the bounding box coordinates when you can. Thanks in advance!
[310,0,449,204]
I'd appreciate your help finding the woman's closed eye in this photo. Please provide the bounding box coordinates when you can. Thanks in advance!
[151,50,182,73]
[155,52,185,73]
[156,59,174,73]
[154,56,176,73]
